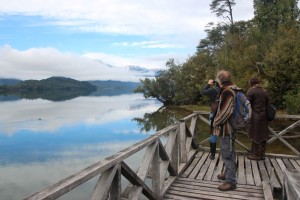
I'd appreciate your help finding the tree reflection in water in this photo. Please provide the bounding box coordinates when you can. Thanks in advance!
[133,106,192,132]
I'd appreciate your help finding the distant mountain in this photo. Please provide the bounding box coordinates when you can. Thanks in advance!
[0,77,97,101]
[7,76,96,92]
[0,77,142,101]
[88,80,140,96]
[0,78,22,85]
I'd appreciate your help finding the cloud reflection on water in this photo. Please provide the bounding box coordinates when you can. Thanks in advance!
[0,93,162,200]
[0,93,161,135]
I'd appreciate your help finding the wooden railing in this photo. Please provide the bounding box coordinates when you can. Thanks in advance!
[195,111,300,156]
[24,113,200,200]
[24,111,300,200]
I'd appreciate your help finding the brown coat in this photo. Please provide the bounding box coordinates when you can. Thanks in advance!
[213,83,236,137]
[247,85,269,143]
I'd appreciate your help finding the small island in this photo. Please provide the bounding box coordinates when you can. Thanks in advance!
[0,76,97,101]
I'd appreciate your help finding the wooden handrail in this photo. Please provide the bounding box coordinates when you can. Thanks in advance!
[194,111,300,156]
[23,111,300,200]
[24,113,199,200]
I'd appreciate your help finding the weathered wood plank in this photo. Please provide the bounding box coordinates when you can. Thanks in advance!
[188,152,209,179]
[152,143,161,199]
[181,152,203,178]
[110,165,121,200]
[160,176,176,197]
[276,158,287,172]
[164,130,177,158]
[296,159,300,166]
[204,153,219,181]
[290,159,300,170]
[258,160,269,182]
[237,155,246,185]
[251,160,262,186]
[91,165,119,200]
[282,158,295,170]
[267,119,300,144]
[196,152,212,180]
[158,140,177,177]
[212,154,224,181]
[122,141,158,199]
[262,181,273,200]
[175,178,263,193]
[245,157,255,185]
[120,162,155,200]
[264,157,281,189]
[270,158,284,186]
[179,121,187,163]
[189,116,197,137]
[167,183,264,200]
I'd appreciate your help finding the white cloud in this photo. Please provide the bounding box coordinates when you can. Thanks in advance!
[0,45,144,81]
[0,0,255,40]
[83,51,183,69]
[113,41,184,49]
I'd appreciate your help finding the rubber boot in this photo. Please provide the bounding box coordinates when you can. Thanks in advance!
[210,142,216,160]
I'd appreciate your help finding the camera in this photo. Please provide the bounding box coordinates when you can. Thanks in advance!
[212,80,216,84]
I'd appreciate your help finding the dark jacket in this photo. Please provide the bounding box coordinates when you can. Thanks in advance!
[247,85,269,143]
[202,83,220,113]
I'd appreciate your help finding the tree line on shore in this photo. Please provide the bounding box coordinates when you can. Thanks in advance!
[135,0,300,114]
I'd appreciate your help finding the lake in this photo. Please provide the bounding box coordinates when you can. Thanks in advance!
[0,93,165,200]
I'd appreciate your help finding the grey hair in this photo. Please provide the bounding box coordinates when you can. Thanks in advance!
[216,70,231,84]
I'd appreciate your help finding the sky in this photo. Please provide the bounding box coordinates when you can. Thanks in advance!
[0,0,258,82]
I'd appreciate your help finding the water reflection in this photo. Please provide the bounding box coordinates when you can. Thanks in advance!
[133,106,192,132]
[0,93,162,200]
[0,94,160,136]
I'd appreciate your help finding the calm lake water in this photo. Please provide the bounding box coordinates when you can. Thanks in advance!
[0,93,166,200]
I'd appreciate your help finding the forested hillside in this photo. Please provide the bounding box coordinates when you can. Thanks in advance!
[0,77,97,101]
[0,76,96,92]
[135,0,300,114]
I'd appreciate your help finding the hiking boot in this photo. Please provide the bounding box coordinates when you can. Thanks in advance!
[218,182,236,191]
[247,155,261,161]
[217,173,226,180]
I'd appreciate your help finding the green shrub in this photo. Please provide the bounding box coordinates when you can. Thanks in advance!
[284,91,300,114]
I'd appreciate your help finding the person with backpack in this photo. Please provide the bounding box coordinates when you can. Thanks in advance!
[246,77,269,160]
[212,70,239,191]
[202,79,220,160]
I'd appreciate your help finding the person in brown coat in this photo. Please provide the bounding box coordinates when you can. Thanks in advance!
[213,70,237,191]
[246,77,269,160]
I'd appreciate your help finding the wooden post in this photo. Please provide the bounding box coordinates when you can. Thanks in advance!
[110,164,121,200]
[179,120,187,163]
[152,141,161,199]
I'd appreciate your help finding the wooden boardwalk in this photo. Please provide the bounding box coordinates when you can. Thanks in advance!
[163,151,300,200]
[24,112,300,200]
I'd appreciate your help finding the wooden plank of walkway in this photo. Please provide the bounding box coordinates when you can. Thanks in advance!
[164,150,300,200]
[237,155,246,185]
[245,157,255,185]
[164,178,264,200]
[264,157,281,190]
[251,159,262,186]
